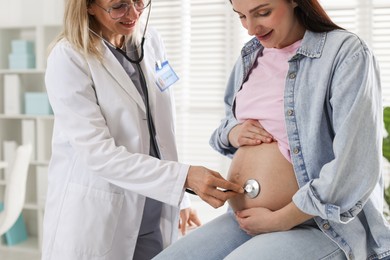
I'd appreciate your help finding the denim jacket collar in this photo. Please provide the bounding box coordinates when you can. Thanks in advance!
[241,30,327,72]
[297,30,326,58]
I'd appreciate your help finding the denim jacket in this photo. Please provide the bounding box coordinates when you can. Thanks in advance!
[210,30,390,260]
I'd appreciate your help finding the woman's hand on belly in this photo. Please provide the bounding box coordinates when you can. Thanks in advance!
[235,202,314,235]
[228,120,274,148]
[235,206,276,235]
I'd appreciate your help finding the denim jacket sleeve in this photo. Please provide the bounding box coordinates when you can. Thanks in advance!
[292,34,383,224]
[209,57,243,158]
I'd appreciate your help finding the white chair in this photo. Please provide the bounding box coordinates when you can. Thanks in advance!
[0,144,32,235]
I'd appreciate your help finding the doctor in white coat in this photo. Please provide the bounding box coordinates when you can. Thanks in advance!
[42,0,243,259]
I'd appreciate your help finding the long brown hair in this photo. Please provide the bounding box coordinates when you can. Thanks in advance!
[229,0,343,32]
[293,0,343,32]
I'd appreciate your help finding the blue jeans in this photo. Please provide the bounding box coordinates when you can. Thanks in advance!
[153,211,346,260]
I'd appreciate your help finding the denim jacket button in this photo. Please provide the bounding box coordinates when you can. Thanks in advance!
[289,73,296,79]
[287,109,294,116]
[293,147,299,154]
[323,223,330,230]
[349,253,353,259]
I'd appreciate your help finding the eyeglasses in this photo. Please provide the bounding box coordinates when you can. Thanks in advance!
[93,0,151,20]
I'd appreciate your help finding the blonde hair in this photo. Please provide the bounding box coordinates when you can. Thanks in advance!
[49,0,144,60]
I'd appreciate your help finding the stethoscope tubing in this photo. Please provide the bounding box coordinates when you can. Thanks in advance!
[89,0,152,64]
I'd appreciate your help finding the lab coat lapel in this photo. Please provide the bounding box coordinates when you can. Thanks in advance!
[101,44,146,114]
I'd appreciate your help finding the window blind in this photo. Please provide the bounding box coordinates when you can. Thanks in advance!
[322,0,390,105]
[149,0,233,174]
[149,0,390,177]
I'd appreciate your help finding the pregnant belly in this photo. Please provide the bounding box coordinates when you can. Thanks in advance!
[227,142,298,212]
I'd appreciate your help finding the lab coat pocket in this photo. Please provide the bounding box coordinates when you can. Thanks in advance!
[54,183,124,257]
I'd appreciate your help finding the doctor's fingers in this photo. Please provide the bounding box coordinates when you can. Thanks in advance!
[197,183,243,208]
[188,211,202,227]
[205,170,244,194]
[198,192,228,208]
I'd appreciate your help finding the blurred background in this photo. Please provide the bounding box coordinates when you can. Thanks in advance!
[0,0,389,259]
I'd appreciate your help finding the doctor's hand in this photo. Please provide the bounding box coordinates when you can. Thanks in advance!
[179,208,202,235]
[228,119,273,148]
[185,166,244,208]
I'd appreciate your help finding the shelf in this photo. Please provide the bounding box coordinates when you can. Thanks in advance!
[0,236,39,253]
[0,69,46,74]
[0,250,41,260]
[0,3,63,256]
[0,114,54,120]
[0,161,7,169]
[0,24,61,30]
[0,25,36,30]
[23,203,40,210]
[31,161,50,166]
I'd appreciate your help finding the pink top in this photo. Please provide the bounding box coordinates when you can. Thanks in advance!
[235,40,302,162]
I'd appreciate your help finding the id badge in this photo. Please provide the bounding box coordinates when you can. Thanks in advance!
[155,60,179,91]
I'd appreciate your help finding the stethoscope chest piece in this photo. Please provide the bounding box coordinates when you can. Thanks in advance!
[244,179,260,199]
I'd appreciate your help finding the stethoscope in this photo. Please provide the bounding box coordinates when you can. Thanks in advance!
[185,179,261,199]
[90,1,162,161]
[89,0,152,64]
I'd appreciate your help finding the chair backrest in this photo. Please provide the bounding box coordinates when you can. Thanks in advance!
[0,144,32,235]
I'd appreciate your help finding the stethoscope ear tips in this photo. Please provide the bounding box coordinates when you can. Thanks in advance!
[244,179,260,199]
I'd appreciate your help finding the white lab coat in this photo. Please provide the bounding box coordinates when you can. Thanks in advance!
[42,28,190,260]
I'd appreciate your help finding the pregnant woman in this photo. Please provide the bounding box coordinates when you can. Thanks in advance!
[154,0,390,259]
